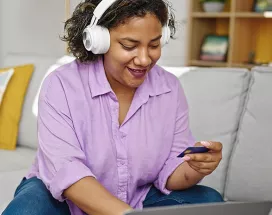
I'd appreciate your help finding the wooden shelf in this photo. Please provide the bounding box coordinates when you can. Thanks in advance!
[189,61,258,69]
[190,60,228,67]
[230,63,256,69]
[192,12,231,18]
[192,12,271,18]
[234,12,268,18]
[187,0,272,68]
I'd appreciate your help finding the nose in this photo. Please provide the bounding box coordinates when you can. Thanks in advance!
[134,48,152,67]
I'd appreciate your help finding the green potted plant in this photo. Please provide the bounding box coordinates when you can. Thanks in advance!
[200,0,226,12]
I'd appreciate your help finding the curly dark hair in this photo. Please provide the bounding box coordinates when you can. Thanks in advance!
[61,0,176,63]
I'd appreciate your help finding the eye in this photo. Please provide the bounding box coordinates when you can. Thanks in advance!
[150,44,160,49]
[120,43,136,51]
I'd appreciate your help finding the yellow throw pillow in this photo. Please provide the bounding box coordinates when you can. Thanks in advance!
[0,64,34,150]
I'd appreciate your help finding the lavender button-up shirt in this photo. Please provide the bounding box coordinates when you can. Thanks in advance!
[26,59,195,215]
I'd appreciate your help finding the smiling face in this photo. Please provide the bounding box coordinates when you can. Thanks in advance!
[103,13,162,91]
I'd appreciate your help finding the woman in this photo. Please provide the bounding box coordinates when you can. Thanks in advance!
[3,0,223,215]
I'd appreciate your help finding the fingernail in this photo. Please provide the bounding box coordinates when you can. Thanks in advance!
[183,156,191,161]
[201,141,211,147]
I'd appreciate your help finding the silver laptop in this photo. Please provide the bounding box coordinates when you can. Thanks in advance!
[125,201,272,215]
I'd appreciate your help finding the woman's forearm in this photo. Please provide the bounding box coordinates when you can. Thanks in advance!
[166,162,205,191]
[64,176,132,215]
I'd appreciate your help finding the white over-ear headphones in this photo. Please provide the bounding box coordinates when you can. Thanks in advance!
[83,0,171,54]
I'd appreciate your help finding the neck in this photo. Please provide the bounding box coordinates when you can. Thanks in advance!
[105,70,136,98]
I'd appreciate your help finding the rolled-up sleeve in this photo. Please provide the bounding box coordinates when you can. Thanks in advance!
[36,73,95,201]
[154,80,195,195]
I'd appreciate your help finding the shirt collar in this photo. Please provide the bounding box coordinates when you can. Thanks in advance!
[136,65,172,102]
[88,58,112,98]
[88,59,171,99]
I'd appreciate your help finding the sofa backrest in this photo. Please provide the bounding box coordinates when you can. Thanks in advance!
[225,66,272,201]
[2,53,59,149]
[179,68,251,195]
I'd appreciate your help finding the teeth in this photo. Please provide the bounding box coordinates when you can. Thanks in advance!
[129,68,145,73]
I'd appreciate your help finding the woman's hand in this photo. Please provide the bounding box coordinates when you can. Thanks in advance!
[183,141,223,176]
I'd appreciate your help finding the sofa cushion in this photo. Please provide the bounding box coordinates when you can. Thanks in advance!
[225,67,272,201]
[179,68,251,194]
[0,146,36,172]
[2,53,59,149]
[0,146,36,210]
[0,169,30,210]
[0,64,34,150]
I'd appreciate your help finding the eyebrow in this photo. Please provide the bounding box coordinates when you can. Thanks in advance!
[120,35,162,43]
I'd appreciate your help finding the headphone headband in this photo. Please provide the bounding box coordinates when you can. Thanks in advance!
[83,0,171,54]
[92,0,171,26]
[92,0,117,23]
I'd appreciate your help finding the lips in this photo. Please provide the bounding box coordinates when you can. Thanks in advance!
[127,67,147,79]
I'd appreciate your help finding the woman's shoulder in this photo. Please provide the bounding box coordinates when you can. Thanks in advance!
[39,59,95,99]
[47,59,86,82]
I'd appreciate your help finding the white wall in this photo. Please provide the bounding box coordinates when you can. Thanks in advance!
[0,0,66,66]
[158,0,189,67]
[0,0,189,67]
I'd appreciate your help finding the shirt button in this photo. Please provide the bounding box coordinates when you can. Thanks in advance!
[120,187,126,192]
[121,133,126,138]
[118,161,125,166]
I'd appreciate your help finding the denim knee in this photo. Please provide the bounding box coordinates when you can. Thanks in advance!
[198,185,224,203]
[143,185,224,208]
[169,185,224,205]
[2,177,70,215]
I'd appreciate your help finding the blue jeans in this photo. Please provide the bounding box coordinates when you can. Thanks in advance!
[143,184,223,208]
[2,177,223,215]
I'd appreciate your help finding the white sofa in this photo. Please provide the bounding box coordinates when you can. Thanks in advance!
[0,54,272,213]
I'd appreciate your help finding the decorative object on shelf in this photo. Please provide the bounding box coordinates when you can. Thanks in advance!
[243,51,264,66]
[247,51,256,64]
[253,0,272,12]
[200,0,226,12]
[200,35,229,62]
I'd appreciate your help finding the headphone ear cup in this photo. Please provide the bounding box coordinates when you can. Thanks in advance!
[161,25,171,47]
[83,25,110,54]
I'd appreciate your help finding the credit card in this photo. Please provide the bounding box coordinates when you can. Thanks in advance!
[177,146,209,158]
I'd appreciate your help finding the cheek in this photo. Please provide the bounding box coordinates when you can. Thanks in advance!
[108,44,134,65]
[119,52,135,64]
[150,49,161,62]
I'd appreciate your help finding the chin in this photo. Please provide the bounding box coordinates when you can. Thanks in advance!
[126,69,148,87]
[127,82,143,89]
[126,77,145,88]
